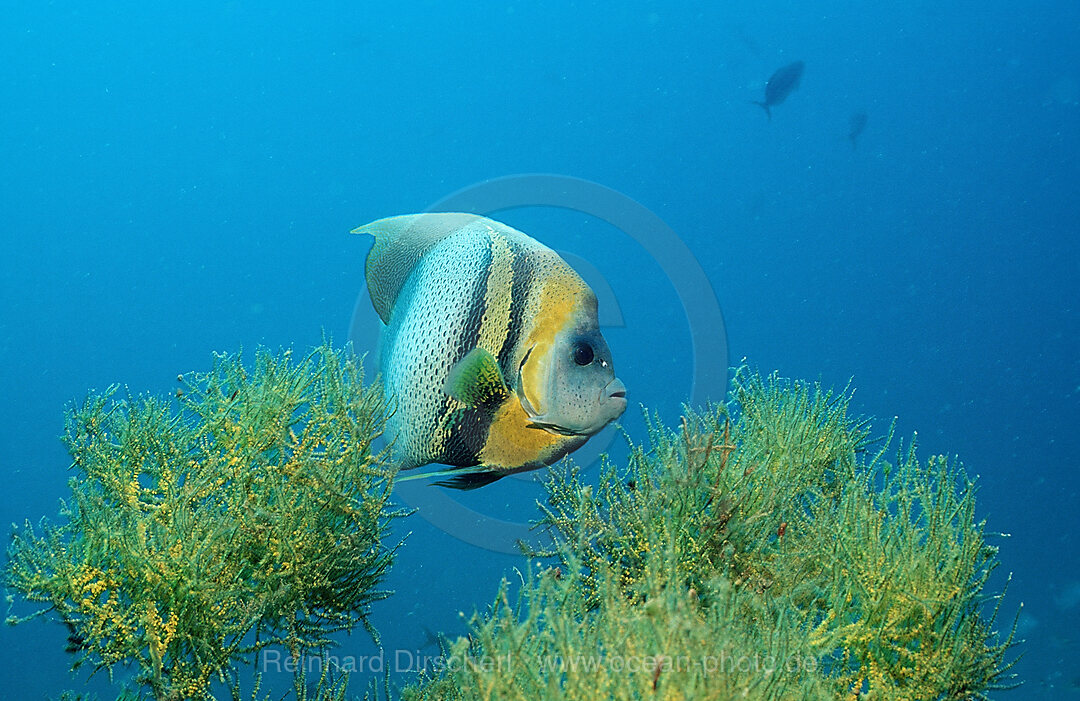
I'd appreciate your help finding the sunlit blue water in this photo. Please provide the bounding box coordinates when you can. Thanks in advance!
[2,2,1077,698]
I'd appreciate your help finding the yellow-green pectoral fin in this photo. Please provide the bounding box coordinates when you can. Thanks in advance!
[444,348,509,408]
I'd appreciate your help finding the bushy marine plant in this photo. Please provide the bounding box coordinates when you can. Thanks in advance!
[403,549,833,701]
[5,344,402,700]
[403,369,1020,701]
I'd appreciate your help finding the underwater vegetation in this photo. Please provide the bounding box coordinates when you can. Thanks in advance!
[4,349,1020,700]
[4,344,401,700]
[402,369,1020,701]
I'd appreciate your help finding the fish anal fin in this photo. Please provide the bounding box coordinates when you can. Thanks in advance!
[395,463,507,490]
[433,470,506,490]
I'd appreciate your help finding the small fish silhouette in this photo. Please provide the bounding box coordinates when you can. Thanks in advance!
[753,60,805,120]
[848,110,868,149]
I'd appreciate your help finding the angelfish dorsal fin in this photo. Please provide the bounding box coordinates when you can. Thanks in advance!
[444,347,509,408]
[352,213,489,324]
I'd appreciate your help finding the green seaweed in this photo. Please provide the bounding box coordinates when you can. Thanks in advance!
[403,368,1020,700]
[5,353,1021,700]
[5,344,402,700]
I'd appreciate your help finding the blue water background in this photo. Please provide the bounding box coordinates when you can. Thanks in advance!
[2,1,1077,698]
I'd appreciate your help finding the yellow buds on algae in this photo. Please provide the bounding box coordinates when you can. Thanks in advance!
[403,369,1020,701]
[4,344,401,701]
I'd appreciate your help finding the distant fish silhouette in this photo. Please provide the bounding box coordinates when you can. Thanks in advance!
[848,110,868,149]
[63,622,86,656]
[753,60,805,120]
[419,626,443,651]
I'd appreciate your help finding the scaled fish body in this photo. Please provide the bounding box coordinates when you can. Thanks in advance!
[753,60,805,120]
[352,213,627,489]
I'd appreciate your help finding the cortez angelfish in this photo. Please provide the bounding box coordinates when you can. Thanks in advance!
[352,213,627,489]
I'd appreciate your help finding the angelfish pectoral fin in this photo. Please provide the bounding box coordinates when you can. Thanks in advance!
[444,347,508,408]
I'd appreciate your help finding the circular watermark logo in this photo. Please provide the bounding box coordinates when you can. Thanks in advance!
[349,174,727,553]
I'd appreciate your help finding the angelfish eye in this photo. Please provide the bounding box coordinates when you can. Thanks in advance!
[572,341,594,366]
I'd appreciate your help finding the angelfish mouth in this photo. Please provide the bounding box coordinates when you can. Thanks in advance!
[526,379,628,437]
[601,378,628,423]
[604,378,627,402]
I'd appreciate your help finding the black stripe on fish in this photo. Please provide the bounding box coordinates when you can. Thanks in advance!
[496,237,532,381]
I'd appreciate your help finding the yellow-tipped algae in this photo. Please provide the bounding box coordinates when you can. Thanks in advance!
[5,344,402,701]
[5,357,1020,700]
[401,368,1020,701]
